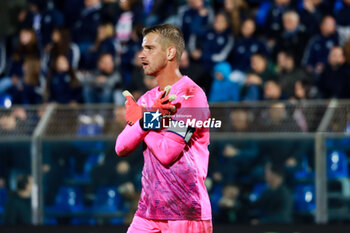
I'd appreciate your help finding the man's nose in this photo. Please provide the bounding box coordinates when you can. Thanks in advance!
[139,50,145,59]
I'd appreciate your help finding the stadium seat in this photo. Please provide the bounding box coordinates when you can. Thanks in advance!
[294,154,314,180]
[47,186,85,213]
[77,122,103,137]
[249,183,267,202]
[255,1,272,27]
[92,186,123,213]
[0,187,8,213]
[90,186,125,225]
[0,95,12,108]
[294,184,316,212]
[334,0,344,14]
[70,153,102,183]
[327,151,348,179]
[209,184,223,215]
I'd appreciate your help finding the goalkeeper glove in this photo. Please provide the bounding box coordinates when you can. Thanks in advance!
[152,86,177,116]
[122,91,143,126]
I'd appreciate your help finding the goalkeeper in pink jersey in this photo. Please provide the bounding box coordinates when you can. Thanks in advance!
[115,24,212,233]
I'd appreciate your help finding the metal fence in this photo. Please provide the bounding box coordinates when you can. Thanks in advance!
[0,99,349,225]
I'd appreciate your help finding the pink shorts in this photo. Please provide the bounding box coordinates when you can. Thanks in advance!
[127,215,213,233]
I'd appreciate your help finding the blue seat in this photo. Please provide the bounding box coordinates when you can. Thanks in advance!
[92,186,123,213]
[0,187,8,213]
[294,154,314,180]
[294,184,315,212]
[255,1,272,27]
[327,151,348,179]
[77,123,103,137]
[75,123,104,153]
[70,153,102,183]
[249,183,267,202]
[47,186,84,213]
[334,0,344,14]
[0,95,12,108]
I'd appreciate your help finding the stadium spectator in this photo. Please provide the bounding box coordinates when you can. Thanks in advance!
[83,22,116,70]
[0,0,27,41]
[3,174,32,225]
[1,56,43,105]
[115,0,144,43]
[143,0,179,26]
[260,102,302,132]
[209,62,239,103]
[215,184,241,223]
[72,0,102,55]
[60,0,85,27]
[178,0,215,45]
[100,0,120,25]
[179,50,212,93]
[7,28,40,79]
[229,109,252,132]
[39,1,65,47]
[89,155,136,195]
[82,53,122,104]
[335,0,350,46]
[264,80,285,101]
[119,24,143,87]
[273,11,309,65]
[302,15,339,75]
[264,0,293,43]
[276,50,311,98]
[18,0,46,35]
[318,46,350,98]
[251,163,293,224]
[240,73,263,101]
[293,79,318,100]
[298,0,325,36]
[240,53,277,101]
[20,57,44,105]
[223,0,249,36]
[229,18,268,71]
[250,53,277,83]
[189,11,233,68]
[345,38,350,66]
[44,27,80,71]
[45,55,81,104]
[210,109,258,184]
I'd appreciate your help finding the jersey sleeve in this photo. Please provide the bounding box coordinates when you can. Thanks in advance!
[115,95,149,156]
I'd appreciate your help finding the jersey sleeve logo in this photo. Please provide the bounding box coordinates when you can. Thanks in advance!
[181,95,195,100]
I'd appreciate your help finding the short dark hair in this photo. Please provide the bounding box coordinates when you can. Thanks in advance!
[269,163,285,178]
[142,24,185,63]
[16,174,30,191]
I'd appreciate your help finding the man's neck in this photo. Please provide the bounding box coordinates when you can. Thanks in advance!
[155,67,183,90]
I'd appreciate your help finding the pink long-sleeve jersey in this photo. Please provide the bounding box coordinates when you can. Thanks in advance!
[115,76,212,221]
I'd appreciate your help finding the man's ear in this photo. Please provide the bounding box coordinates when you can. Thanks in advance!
[167,46,177,61]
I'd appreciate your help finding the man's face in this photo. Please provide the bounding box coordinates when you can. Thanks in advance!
[214,14,228,33]
[251,55,266,73]
[321,17,336,36]
[329,47,345,67]
[139,33,167,76]
[241,19,255,38]
[283,13,299,32]
[98,54,114,74]
[85,0,99,8]
[230,110,248,131]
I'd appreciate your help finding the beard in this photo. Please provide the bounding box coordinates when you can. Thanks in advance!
[143,60,166,76]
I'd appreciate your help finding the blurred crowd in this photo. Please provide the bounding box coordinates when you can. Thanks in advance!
[1,0,350,226]
[0,0,350,107]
